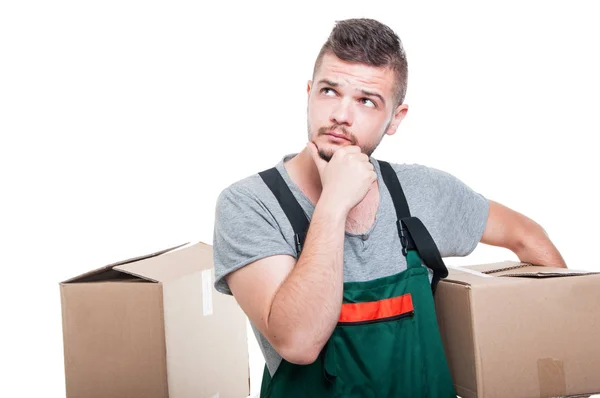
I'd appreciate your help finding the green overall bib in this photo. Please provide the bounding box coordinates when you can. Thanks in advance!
[257,160,457,398]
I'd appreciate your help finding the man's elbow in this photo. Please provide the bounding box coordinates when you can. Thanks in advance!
[265,309,327,365]
[280,346,320,365]
[273,337,322,365]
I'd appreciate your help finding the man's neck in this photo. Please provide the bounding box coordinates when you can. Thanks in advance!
[283,147,323,206]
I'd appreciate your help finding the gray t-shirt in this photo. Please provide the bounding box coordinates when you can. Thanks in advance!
[212,153,489,376]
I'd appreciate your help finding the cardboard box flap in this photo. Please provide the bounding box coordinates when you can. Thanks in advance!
[469,261,600,278]
[444,262,600,287]
[61,242,189,284]
[491,267,599,278]
[114,241,213,283]
[464,261,528,274]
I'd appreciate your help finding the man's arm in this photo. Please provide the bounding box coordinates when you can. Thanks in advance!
[226,144,376,365]
[226,198,346,365]
[481,200,567,268]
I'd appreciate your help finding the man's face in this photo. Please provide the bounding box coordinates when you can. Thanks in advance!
[306,53,408,161]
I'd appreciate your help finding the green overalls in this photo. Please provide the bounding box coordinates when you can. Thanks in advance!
[258,160,457,397]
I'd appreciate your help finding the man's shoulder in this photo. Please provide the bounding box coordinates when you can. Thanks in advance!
[216,163,282,209]
[379,160,435,180]
[220,173,262,198]
[377,159,466,192]
[385,161,430,173]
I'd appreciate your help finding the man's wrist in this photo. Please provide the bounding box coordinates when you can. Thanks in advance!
[314,192,349,223]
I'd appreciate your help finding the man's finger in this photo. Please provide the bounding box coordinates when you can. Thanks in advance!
[350,152,369,162]
[341,146,362,154]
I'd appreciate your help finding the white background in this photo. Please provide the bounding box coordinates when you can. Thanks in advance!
[1,1,599,397]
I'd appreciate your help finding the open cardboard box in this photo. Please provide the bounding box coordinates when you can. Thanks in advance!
[435,261,600,398]
[59,241,250,398]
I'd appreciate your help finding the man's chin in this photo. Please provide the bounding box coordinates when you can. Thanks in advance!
[312,139,374,161]
[318,150,333,162]
[317,145,370,162]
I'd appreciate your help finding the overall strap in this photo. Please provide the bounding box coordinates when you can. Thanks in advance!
[258,167,309,254]
[378,160,449,294]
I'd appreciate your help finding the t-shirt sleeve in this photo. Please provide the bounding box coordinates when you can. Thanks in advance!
[212,183,296,295]
[422,166,490,257]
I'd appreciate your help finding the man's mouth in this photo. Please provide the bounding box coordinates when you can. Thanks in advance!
[326,131,351,142]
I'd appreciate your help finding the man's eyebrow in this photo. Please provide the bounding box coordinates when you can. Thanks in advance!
[360,89,385,106]
[317,79,339,87]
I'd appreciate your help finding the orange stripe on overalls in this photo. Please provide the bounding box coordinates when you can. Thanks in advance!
[338,293,414,323]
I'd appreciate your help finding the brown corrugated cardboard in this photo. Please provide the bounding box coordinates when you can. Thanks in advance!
[59,242,250,398]
[435,261,600,398]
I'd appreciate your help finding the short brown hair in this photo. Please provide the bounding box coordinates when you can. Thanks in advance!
[313,18,408,106]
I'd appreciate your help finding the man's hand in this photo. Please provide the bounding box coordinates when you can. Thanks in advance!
[307,142,376,213]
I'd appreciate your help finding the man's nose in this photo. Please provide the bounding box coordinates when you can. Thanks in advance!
[330,98,354,126]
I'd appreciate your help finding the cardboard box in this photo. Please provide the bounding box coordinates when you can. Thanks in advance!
[434,261,600,398]
[59,241,250,398]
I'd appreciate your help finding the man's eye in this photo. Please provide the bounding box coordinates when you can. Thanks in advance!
[361,98,376,108]
[322,88,336,96]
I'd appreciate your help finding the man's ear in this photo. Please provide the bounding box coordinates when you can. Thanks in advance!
[385,104,409,137]
[307,80,312,96]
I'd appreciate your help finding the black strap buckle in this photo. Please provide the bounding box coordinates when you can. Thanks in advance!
[396,220,408,256]
[397,219,417,257]
[294,233,304,254]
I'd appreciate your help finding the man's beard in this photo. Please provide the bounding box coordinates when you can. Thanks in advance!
[307,121,390,162]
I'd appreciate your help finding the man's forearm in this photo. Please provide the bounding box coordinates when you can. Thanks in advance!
[515,223,567,268]
[481,201,567,268]
[266,198,347,363]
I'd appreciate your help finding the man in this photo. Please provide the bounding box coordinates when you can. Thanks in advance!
[212,18,566,397]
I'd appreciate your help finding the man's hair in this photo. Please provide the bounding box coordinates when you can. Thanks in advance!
[313,18,408,106]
